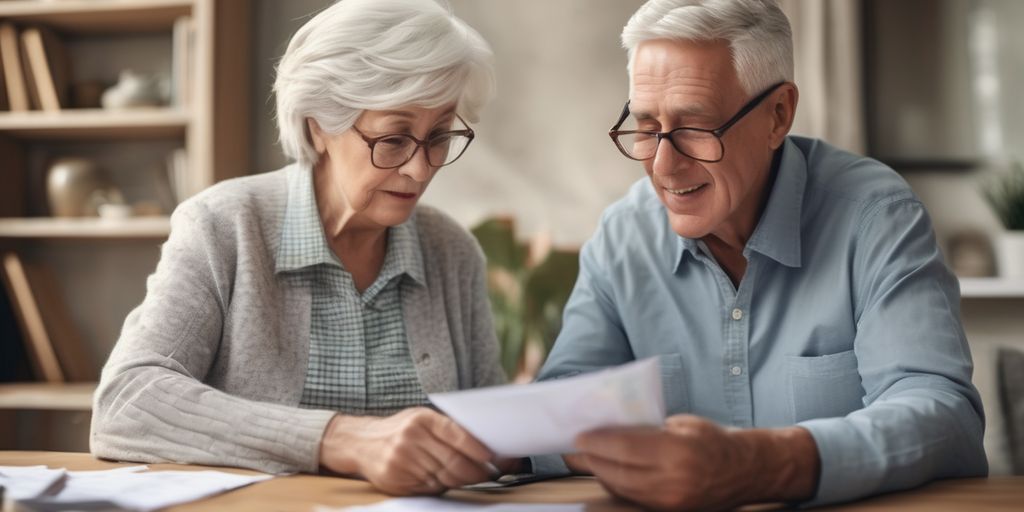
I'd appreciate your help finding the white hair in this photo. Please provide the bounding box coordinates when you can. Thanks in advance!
[274,0,496,166]
[622,0,793,95]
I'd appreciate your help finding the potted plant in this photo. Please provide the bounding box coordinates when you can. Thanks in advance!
[983,161,1024,278]
[472,218,579,381]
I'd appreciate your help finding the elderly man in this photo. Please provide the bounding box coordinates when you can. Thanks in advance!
[532,0,987,509]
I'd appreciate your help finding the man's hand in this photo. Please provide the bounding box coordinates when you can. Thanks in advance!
[575,415,820,511]
[319,407,496,495]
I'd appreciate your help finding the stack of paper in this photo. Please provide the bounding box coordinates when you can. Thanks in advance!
[0,465,272,511]
[428,358,665,457]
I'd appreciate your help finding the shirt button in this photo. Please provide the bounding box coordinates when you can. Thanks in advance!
[730,366,743,376]
[419,353,431,365]
[731,308,743,321]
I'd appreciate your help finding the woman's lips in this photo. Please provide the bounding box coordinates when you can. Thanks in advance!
[385,191,417,200]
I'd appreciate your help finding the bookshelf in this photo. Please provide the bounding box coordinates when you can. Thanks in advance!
[0,108,188,139]
[0,382,94,411]
[0,0,250,421]
[0,217,171,239]
[960,277,1024,299]
[0,0,192,34]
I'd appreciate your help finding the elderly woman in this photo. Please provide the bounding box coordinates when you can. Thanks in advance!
[91,0,506,496]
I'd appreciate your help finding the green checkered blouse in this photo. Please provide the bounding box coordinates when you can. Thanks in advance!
[277,168,429,416]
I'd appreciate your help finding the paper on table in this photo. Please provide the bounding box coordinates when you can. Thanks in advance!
[0,465,65,501]
[66,465,148,478]
[3,465,271,512]
[52,470,272,511]
[428,358,665,457]
[321,497,584,512]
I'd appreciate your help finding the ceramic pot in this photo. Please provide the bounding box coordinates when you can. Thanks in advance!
[46,157,103,217]
[997,231,1024,278]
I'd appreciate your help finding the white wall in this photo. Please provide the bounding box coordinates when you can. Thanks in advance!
[250,0,646,247]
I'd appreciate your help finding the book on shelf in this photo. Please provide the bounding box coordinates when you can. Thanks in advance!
[0,252,97,384]
[0,22,30,112]
[0,36,7,111]
[20,25,70,112]
[171,15,194,108]
[0,280,32,382]
[166,147,189,204]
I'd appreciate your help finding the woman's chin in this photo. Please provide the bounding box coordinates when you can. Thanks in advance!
[365,204,417,227]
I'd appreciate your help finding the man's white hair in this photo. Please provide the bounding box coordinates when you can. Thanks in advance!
[622,0,793,96]
[274,0,496,166]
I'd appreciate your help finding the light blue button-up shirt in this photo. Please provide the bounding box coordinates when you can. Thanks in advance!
[537,136,987,505]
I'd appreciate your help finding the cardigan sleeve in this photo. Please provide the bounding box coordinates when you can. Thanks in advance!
[90,197,336,475]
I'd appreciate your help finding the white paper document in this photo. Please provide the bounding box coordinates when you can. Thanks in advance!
[0,465,66,501]
[428,358,665,457]
[0,465,272,511]
[324,497,584,512]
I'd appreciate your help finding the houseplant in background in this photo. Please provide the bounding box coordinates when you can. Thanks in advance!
[983,160,1024,278]
[471,218,579,382]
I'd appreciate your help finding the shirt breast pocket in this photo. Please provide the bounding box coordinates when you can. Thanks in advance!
[659,353,690,415]
[786,349,864,423]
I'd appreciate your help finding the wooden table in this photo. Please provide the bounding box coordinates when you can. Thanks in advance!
[1,452,1021,511]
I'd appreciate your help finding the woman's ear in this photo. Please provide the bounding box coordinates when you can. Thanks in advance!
[306,118,328,154]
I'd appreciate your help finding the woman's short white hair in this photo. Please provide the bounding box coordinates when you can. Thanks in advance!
[274,0,496,166]
[622,0,793,96]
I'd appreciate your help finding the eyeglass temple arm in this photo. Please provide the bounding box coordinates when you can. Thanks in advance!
[610,100,632,132]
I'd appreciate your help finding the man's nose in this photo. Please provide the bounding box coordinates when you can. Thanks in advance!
[651,137,693,176]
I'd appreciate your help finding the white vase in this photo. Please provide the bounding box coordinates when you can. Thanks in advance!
[997,231,1024,278]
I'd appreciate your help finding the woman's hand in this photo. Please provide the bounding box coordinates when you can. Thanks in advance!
[318,407,495,495]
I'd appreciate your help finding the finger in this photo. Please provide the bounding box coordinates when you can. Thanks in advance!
[665,414,714,433]
[419,430,491,486]
[414,475,446,496]
[585,453,655,503]
[384,441,442,493]
[562,453,593,474]
[574,426,664,466]
[423,412,493,463]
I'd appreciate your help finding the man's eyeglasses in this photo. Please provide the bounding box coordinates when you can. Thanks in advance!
[352,114,475,169]
[608,81,786,163]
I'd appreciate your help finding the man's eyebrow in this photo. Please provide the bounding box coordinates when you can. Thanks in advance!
[632,110,656,121]
[631,103,713,122]
[670,103,711,118]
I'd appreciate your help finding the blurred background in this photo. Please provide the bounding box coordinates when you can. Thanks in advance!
[0,0,1022,476]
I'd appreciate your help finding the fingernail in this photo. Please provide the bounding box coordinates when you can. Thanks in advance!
[483,461,501,480]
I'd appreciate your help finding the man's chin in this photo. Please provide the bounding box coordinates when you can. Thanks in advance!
[667,214,712,240]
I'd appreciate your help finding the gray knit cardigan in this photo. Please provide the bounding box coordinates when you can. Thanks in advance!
[90,166,505,474]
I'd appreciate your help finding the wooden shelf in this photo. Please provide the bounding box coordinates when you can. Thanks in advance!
[0,217,171,239]
[0,0,192,34]
[0,382,95,411]
[960,278,1024,299]
[0,108,188,140]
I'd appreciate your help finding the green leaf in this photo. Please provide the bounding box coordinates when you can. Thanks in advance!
[983,161,1024,231]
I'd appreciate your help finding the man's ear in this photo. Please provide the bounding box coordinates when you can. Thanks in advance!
[769,83,799,150]
[307,118,328,154]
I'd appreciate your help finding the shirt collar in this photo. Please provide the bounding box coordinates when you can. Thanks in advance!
[275,165,426,286]
[745,137,805,268]
[673,136,806,271]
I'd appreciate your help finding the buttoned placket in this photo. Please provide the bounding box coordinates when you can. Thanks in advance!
[695,241,755,428]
